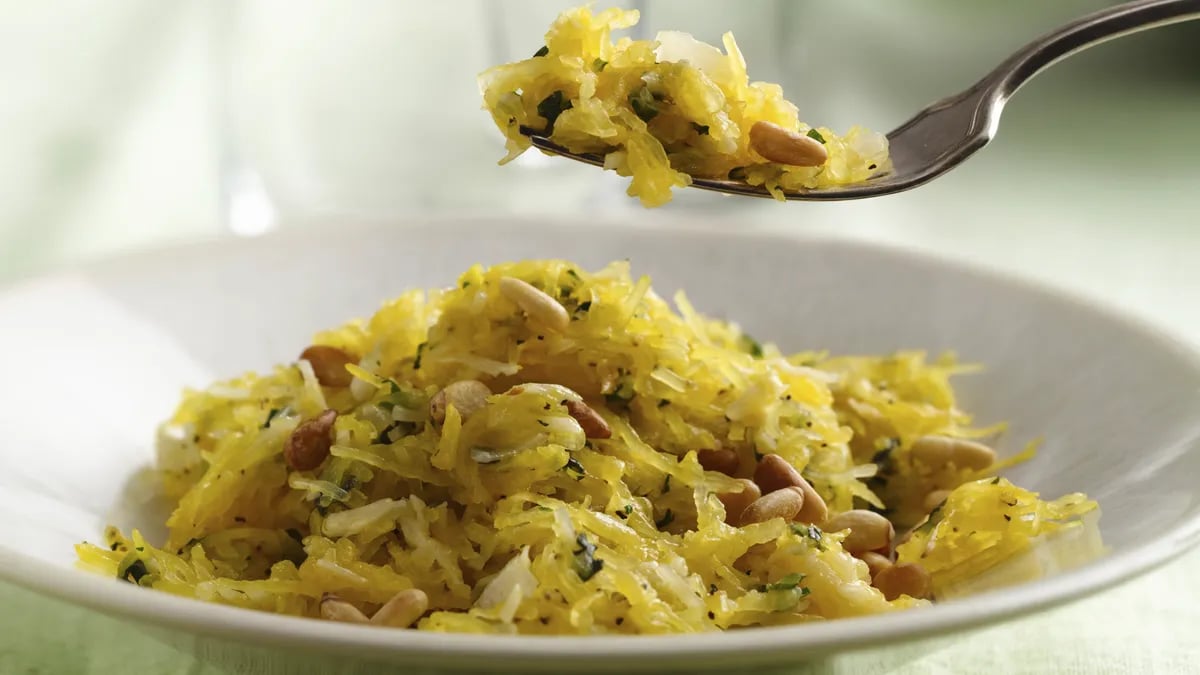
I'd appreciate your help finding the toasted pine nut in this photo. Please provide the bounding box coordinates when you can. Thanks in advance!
[717,479,761,525]
[285,409,337,471]
[320,593,369,623]
[748,121,828,167]
[873,562,932,601]
[795,478,828,524]
[753,454,805,494]
[910,435,996,470]
[739,486,804,525]
[429,380,492,425]
[299,345,356,387]
[859,551,892,579]
[370,588,429,628]
[923,489,952,513]
[498,277,570,332]
[824,509,894,555]
[564,399,611,439]
[698,448,740,475]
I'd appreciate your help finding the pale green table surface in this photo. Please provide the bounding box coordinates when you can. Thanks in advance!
[2,2,1199,672]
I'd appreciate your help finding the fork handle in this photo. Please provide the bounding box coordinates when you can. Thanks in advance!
[988,0,1200,98]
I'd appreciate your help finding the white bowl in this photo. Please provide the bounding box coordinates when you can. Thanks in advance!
[1,217,1198,673]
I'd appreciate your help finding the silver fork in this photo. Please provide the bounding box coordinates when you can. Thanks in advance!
[520,0,1200,201]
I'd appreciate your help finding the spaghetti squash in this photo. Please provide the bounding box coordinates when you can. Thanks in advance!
[479,5,891,206]
[76,259,1100,634]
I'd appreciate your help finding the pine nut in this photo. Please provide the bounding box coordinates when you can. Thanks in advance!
[794,478,828,524]
[564,399,611,439]
[299,345,356,387]
[859,551,892,579]
[717,479,761,525]
[748,121,828,167]
[923,489,951,513]
[284,409,337,471]
[498,277,570,332]
[753,454,804,494]
[824,509,894,555]
[370,588,428,628]
[698,448,740,475]
[320,593,369,623]
[739,486,804,525]
[429,380,492,425]
[754,454,828,523]
[873,562,932,601]
[910,435,996,470]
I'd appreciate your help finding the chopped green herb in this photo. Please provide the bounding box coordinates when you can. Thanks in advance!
[738,334,764,358]
[604,380,635,408]
[373,421,414,445]
[572,534,604,581]
[991,477,1001,485]
[412,342,427,370]
[461,280,471,289]
[576,300,592,314]
[592,58,607,72]
[628,86,659,122]
[662,475,671,494]
[564,455,586,479]
[762,572,806,592]
[692,122,710,135]
[533,45,549,58]
[262,407,287,429]
[655,509,675,529]
[118,559,150,585]
[806,129,826,144]
[709,583,718,594]
[791,523,826,551]
[537,90,573,131]
[624,504,634,515]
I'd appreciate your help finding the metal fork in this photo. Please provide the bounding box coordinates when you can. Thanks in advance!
[520,0,1200,201]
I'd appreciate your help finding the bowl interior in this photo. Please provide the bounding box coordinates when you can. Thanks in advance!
[0,217,1198,668]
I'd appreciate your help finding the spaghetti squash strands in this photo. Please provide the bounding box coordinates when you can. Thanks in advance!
[479,5,891,206]
[77,259,1100,634]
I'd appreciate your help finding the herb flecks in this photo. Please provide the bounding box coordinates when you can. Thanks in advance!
[572,534,604,581]
[533,45,550,58]
[537,90,573,132]
[739,334,764,358]
[792,523,826,551]
[263,407,288,429]
[629,86,660,122]
[655,509,675,529]
[119,558,150,585]
[761,572,809,594]
[806,129,826,144]
[564,455,586,479]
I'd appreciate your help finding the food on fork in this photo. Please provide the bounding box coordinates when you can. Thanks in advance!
[478,5,891,207]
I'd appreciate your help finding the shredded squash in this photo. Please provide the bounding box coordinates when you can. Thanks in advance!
[478,5,891,207]
[77,259,1100,634]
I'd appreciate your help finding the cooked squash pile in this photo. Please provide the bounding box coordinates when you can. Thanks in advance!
[77,260,1100,634]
